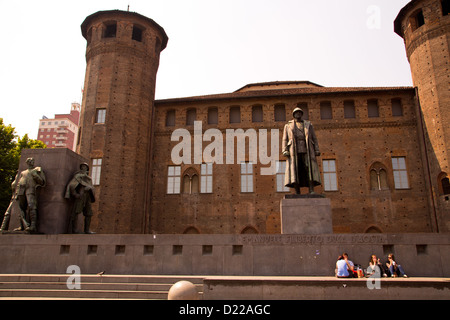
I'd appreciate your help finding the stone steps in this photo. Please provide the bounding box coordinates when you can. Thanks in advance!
[0,274,204,300]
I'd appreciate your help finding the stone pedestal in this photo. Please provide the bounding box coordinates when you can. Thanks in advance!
[280,195,332,234]
[8,148,88,234]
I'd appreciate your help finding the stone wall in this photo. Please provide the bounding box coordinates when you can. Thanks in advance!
[0,234,448,277]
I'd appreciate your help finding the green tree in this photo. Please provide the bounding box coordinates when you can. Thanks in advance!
[16,134,47,156]
[0,119,46,216]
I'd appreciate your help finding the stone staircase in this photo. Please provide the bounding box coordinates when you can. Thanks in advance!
[0,274,205,300]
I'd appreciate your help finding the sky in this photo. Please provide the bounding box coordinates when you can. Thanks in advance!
[0,0,413,139]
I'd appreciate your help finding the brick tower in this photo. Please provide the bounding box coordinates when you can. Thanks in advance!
[395,0,450,232]
[78,10,168,233]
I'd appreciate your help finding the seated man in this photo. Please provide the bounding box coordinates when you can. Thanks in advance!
[336,253,354,278]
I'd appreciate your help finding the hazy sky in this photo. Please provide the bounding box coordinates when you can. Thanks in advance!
[0,0,412,139]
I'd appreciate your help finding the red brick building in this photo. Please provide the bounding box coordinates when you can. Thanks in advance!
[38,102,80,151]
[77,1,450,234]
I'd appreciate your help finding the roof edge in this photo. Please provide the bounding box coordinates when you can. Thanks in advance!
[234,80,324,92]
[155,86,415,105]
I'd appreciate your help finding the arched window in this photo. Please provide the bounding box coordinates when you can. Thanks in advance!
[241,226,259,234]
[370,162,389,190]
[182,168,199,194]
[183,226,200,234]
[365,226,382,233]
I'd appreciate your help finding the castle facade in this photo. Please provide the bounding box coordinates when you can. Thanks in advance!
[77,0,450,234]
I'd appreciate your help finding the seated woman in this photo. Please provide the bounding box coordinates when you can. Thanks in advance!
[386,254,408,278]
[367,254,387,277]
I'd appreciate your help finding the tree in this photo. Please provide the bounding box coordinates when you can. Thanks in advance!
[0,119,46,216]
[16,134,47,155]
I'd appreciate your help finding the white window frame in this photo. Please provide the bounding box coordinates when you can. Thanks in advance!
[167,166,181,194]
[240,162,254,193]
[96,109,106,124]
[92,158,102,186]
[276,160,290,192]
[323,159,338,191]
[201,163,213,193]
[392,157,409,189]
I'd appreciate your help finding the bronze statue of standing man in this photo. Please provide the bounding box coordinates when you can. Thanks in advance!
[12,158,46,232]
[282,107,321,194]
[65,163,96,234]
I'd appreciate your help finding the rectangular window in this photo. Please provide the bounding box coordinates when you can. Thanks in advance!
[344,100,356,118]
[410,9,425,31]
[166,110,175,127]
[442,0,450,16]
[392,157,409,189]
[230,106,241,124]
[391,98,403,117]
[167,166,181,194]
[276,161,290,192]
[95,109,106,124]
[92,158,102,185]
[320,101,332,120]
[186,109,196,126]
[132,25,143,42]
[323,159,338,191]
[297,103,309,120]
[368,99,379,118]
[201,163,213,193]
[207,107,218,125]
[240,162,254,193]
[252,105,263,122]
[103,22,117,38]
[274,104,286,122]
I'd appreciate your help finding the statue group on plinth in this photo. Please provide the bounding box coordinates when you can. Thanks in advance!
[1,157,96,234]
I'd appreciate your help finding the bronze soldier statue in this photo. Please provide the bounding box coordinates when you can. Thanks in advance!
[65,163,96,234]
[282,107,321,194]
[7,158,46,232]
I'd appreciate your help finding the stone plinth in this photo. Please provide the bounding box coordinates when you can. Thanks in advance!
[9,148,88,234]
[280,195,332,234]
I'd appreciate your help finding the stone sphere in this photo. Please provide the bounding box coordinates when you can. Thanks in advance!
[167,280,199,300]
